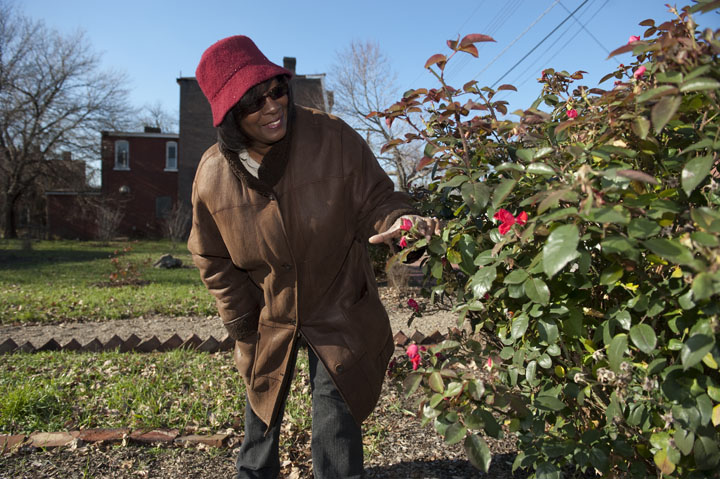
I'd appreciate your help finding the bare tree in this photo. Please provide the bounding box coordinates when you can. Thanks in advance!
[93,199,124,242]
[162,201,191,249]
[136,100,178,134]
[0,2,134,238]
[329,40,426,192]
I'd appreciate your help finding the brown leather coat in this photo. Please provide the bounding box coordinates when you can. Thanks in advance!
[188,106,415,428]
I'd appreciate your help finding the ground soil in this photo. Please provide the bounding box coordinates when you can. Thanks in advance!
[0,287,525,478]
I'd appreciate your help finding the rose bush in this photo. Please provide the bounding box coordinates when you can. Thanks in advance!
[379,2,720,478]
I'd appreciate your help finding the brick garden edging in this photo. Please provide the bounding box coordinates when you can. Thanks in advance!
[1,328,459,455]
[0,328,453,355]
[1,428,236,455]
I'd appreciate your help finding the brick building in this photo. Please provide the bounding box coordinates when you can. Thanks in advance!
[45,56,329,239]
[100,128,180,237]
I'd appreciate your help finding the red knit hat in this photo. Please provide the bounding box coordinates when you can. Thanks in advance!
[195,36,293,127]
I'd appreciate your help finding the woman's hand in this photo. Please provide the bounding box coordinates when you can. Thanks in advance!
[368,215,441,246]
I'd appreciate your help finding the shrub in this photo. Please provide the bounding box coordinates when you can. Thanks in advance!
[381,3,720,477]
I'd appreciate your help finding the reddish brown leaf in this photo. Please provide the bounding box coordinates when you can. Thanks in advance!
[639,19,655,27]
[416,156,435,171]
[459,44,479,57]
[460,33,496,47]
[425,53,447,70]
[607,43,637,59]
[497,84,517,92]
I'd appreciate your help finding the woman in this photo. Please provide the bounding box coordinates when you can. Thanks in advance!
[189,35,427,478]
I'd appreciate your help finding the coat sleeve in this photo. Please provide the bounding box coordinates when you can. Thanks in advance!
[187,178,262,341]
[346,124,417,239]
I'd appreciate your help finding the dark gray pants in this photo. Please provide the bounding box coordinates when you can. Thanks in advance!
[235,347,364,479]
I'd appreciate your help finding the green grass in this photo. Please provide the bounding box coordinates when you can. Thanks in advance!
[0,349,248,434]
[0,239,216,323]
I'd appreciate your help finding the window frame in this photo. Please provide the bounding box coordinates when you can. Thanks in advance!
[114,140,130,170]
[165,141,178,172]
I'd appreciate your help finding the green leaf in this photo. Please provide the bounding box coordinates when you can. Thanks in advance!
[643,238,695,266]
[444,422,467,445]
[608,333,628,372]
[656,71,683,83]
[511,314,529,340]
[694,435,720,470]
[444,381,463,398]
[654,449,676,475]
[515,148,535,163]
[674,428,695,456]
[403,373,423,397]
[636,85,678,103]
[526,360,538,386]
[439,174,469,189]
[534,395,566,411]
[681,334,715,370]
[542,224,580,278]
[630,324,657,354]
[682,154,714,195]
[651,95,681,133]
[461,182,490,215]
[429,371,445,393]
[526,162,555,176]
[600,264,624,285]
[524,277,550,305]
[679,77,720,92]
[691,231,719,247]
[602,236,639,261]
[692,272,715,301]
[589,447,610,473]
[467,380,485,401]
[586,205,630,225]
[491,178,517,209]
[627,218,661,239]
[464,434,492,472]
[632,116,650,139]
[692,207,720,233]
[470,266,497,299]
[536,461,561,479]
[504,268,529,284]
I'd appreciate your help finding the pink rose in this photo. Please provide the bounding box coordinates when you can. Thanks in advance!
[566,109,578,119]
[493,209,529,235]
[407,298,419,312]
[400,218,413,231]
[516,211,528,225]
[485,357,493,370]
[411,355,421,370]
[633,65,647,79]
[398,236,408,248]
[628,35,641,44]
[406,344,418,358]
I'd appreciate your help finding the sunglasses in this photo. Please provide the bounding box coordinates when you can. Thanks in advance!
[244,83,289,114]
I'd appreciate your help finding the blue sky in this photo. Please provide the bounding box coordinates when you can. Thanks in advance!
[20,1,719,121]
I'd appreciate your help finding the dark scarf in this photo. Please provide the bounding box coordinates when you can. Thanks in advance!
[221,106,295,197]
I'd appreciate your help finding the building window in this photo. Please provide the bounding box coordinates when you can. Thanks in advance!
[165,141,178,171]
[156,196,172,219]
[114,140,129,170]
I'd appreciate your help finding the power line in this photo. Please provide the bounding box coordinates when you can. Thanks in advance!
[445,0,522,80]
[471,0,562,84]
[506,0,603,89]
[559,0,613,57]
[491,0,591,88]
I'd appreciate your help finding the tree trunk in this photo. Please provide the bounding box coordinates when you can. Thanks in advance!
[2,193,19,239]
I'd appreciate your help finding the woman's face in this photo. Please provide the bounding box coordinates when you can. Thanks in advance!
[238,79,289,159]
